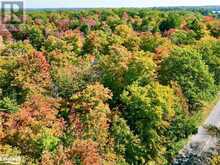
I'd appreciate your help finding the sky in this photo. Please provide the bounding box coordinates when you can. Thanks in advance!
[1,0,220,9]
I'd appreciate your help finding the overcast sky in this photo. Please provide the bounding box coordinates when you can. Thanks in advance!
[1,0,220,9]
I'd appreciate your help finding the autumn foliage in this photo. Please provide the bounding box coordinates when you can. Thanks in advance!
[0,8,219,165]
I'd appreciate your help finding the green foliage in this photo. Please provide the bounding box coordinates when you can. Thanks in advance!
[48,51,95,98]
[170,30,196,45]
[1,42,35,56]
[36,131,60,152]
[121,82,176,164]
[124,51,156,85]
[44,36,72,53]
[165,108,199,160]
[0,56,26,104]
[106,15,126,30]
[159,47,216,109]
[186,18,205,39]
[195,38,220,85]
[27,26,45,50]
[159,13,181,32]
[0,97,19,113]
[99,46,156,102]
[208,20,220,38]
[83,30,109,55]
[98,45,131,97]
[111,115,146,164]
[140,33,166,52]
[123,34,141,51]
[0,57,17,88]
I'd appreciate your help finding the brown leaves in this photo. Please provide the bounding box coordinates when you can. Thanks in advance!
[0,113,5,140]
[13,51,52,94]
[70,139,102,165]
[41,140,102,165]
[2,95,64,156]
[6,95,63,136]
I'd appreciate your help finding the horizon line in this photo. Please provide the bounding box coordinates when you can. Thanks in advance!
[24,5,220,10]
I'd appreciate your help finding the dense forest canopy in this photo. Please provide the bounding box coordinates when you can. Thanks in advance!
[0,8,220,165]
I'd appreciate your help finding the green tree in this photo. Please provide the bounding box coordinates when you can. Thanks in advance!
[159,47,216,109]
[170,30,196,45]
[111,115,147,164]
[44,36,72,53]
[195,38,220,85]
[68,83,114,161]
[121,82,177,164]
[50,55,94,98]
[207,20,220,38]
[140,33,166,52]
[124,51,156,86]
[0,97,19,113]
[186,18,205,40]
[98,45,132,98]
[83,30,109,55]
[159,13,181,32]
[1,41,35,57]
[27,25,45,50]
